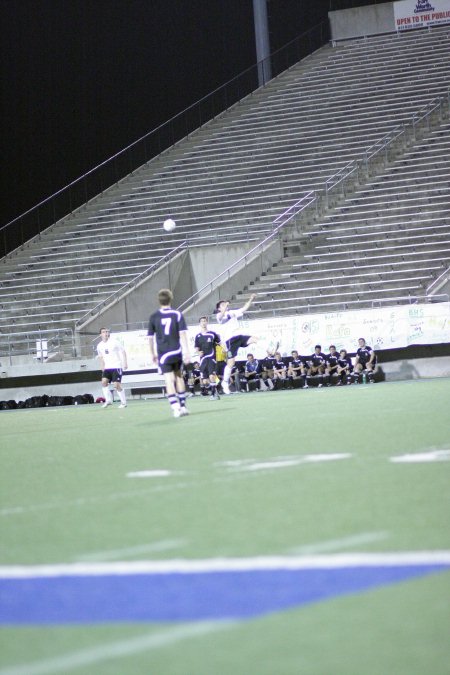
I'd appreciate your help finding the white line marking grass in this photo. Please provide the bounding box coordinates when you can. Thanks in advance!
[219,453,352,472]
[0,622,234,675]
[127,470,174,478]
[390,449,450,463]
[0,482,191,518]
[2,552,450,578]
[75,539,187,562]
[289,532,389,555]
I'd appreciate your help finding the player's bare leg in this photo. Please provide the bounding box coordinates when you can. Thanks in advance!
[164,372,182,417]
[222,336,258,394]
[175,369,189,415]
[114,381,127,408]
[222,357,235,395]
[101,376,113,407]
[209,374,220,400]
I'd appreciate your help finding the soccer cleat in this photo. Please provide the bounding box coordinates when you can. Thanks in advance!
[118,403,127,409]
[180,407,190,416]
[172,407,182,418]
[318,383,323,388]
[209,392,220,400]
[222,381,231,395]
[101,401,112,408]
[302,384,309,389]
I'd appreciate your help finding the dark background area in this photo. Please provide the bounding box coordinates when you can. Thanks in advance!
[0,0,386,229]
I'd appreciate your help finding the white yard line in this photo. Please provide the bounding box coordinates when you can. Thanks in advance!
[242,454,351,471]
[2,552,450,578]
[126,470,175,478]
[0,622,233,675]
[390,449,450,463]
[0,482,192,517]
[288,531,389,555]
[75,539,187,562]
[218,453,352,473]
[0,453,351,517]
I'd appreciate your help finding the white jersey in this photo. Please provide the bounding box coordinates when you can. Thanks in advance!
[97,338,125,370]
[216,309,244,342]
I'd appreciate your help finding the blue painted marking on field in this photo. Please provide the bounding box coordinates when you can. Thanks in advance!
[1,565,448,625]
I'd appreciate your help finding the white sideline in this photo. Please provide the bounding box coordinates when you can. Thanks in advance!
[1,552,450,578]
[0,622,233,675]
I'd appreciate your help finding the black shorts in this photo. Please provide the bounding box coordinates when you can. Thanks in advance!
[102,368,123,383]
[226,335,251,359]
[159,355,183,374]
[200,357,217,379]
[359,358,377,370]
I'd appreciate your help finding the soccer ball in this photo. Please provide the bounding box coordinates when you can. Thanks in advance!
[163,218,176,232]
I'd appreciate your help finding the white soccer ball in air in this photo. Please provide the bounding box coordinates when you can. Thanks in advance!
[163,218,176,232]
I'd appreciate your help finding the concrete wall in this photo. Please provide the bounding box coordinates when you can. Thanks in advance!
[188,243,258,291]
[329,2,395,41]
[1,355,449,404]
[0,380,101,404]
[183,238,283,322]
[76,242,254,336]
[77,249,192,335]
[382,355,450,380]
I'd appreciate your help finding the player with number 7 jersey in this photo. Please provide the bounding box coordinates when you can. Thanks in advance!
[147,288,191,418]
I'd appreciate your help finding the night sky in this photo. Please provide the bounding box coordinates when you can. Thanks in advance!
[0,0,385,228]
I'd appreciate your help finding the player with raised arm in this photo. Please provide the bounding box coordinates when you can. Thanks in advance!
[147,289,191,418]
[194,316,221,400]
[215,294,258,395]
[97,327,128,409]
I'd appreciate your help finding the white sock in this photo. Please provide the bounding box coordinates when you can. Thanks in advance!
[223,365,232,383]
[102,386,112,403]
[118,389,126,404]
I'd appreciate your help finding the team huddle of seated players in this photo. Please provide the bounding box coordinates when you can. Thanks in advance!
[186,337,377,396]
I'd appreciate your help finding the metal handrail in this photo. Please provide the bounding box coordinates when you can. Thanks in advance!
[370,293,449,307]
[0,327,74,339]
[0,327,76,365]
[177,191,317,313]
[323,93,448,208]
[75,241,188,329]
[325,160,357,199]
[364,124,405,163]
[272,193,317,228]
[0,20,328,258]
[426,265,450,296]
[412,93,447,129]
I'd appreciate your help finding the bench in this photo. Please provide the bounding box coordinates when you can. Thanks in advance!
[121,371,166,399]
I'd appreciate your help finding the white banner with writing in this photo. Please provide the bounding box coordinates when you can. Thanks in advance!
[394,0,450,31]
[113,302,450,369]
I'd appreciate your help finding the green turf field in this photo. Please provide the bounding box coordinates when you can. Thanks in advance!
[1,378,450,674]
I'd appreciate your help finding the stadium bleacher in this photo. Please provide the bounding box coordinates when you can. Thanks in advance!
[242,119,450,316]
[1,24,449,341]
